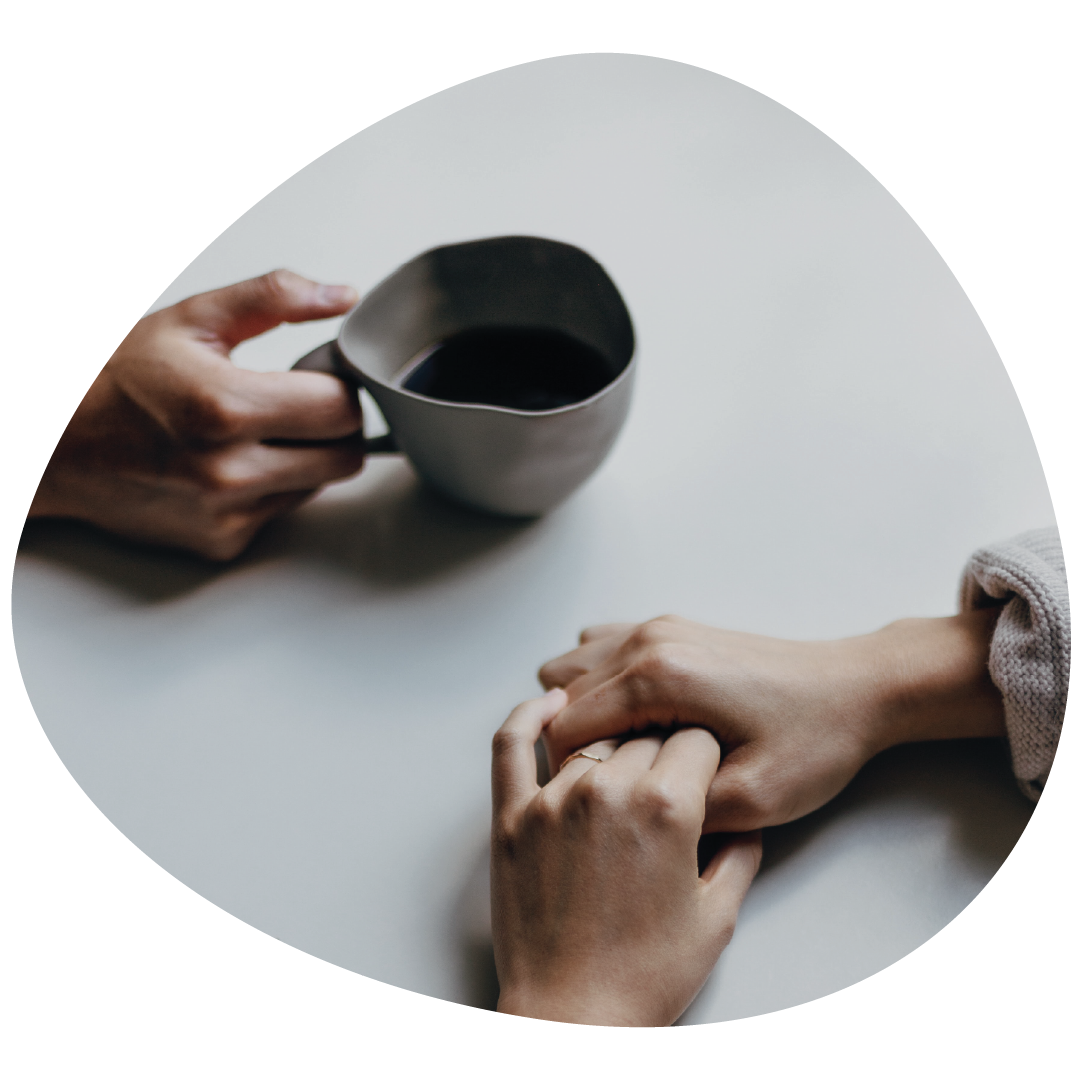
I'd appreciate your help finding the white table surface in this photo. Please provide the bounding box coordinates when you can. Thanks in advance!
[14,54,1051,1023]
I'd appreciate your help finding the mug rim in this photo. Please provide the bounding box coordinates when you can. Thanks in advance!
[335,233,636,418]
[335,329,638,417]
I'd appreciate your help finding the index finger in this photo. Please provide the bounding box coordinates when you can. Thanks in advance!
[492,689,567,819]
[543,668,687,768]
[175,270,358,350]
[224,367,363,442]
[537,626,635,691]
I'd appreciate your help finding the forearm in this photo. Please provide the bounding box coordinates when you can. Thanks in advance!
[858,609,1006,756]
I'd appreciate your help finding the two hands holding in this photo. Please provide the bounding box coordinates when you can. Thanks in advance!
[32,274,1009,1027]
[492,610,1005,1025]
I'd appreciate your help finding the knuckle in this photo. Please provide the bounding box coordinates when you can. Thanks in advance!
[490,814,519,856]
[522,791,559,830]
[627,622,666,650]
[570,768,621,814]
[624,618,685,655]
[635,778,696,830]
[722,770,772,824]
[638,615,680,641]
[255,268,299,304]
[490,726,519,758]
[193,453,247,495]
[182,389,250,442]
[632,642,688,683]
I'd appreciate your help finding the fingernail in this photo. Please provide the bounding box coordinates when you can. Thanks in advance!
[317,284,357,307]
[544,687,564,699]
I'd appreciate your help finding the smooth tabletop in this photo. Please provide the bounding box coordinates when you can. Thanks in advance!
[14,55,1052,1022]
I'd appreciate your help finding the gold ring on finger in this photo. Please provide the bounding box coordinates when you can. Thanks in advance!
[559,751,605,772]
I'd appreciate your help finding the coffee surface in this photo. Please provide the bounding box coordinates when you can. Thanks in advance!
[400,327,614,411]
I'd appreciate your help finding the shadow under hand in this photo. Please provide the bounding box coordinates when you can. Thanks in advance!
[18,460,538,603]
[18,518,226,603]
[446,742,554,1013]
[759,738,1032,879]
[678,739,1033,1025]
[452,836,500,1012]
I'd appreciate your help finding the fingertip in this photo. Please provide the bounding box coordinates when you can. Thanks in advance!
[748,829,765,873]
[315,283,359,311]
[536,662,557,691]
[503,688,565,735]
[701,830,763,894]
[728,829,764,871]
[669,725,721,753]
[541,686,568,719]
[179,272,358,348]
[733,830,765,881]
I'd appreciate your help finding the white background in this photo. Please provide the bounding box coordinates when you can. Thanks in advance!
[1,1,1076,1076]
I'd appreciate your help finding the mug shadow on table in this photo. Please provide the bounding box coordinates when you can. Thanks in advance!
[18,461,537,603]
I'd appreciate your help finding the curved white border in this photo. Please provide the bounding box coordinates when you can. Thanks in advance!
[2,2,1076,1076]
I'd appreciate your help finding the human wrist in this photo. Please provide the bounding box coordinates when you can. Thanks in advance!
[857,610,1005,755]
[496,984,662,1027]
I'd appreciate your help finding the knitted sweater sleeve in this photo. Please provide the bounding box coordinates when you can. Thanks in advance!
[959,527,1070,800]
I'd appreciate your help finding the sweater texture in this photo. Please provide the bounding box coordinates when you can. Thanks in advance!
[959,527,1069,800]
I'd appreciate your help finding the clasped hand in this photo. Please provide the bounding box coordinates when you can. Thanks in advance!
[491,690,761,1026]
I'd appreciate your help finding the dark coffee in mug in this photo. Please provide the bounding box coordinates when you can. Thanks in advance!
[399,327,614,411]
[295,235,636,516]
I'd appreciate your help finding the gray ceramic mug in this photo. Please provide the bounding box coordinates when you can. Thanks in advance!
[293,235,635,517]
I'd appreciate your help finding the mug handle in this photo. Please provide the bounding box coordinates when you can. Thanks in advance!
[292,341,399,455]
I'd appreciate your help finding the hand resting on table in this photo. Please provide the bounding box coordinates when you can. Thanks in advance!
[540,611,1007,833]
[491,689,762,1026]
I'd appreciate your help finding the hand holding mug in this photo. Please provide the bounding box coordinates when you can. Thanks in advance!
[31,271,365,560]
[296,236,635,517]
